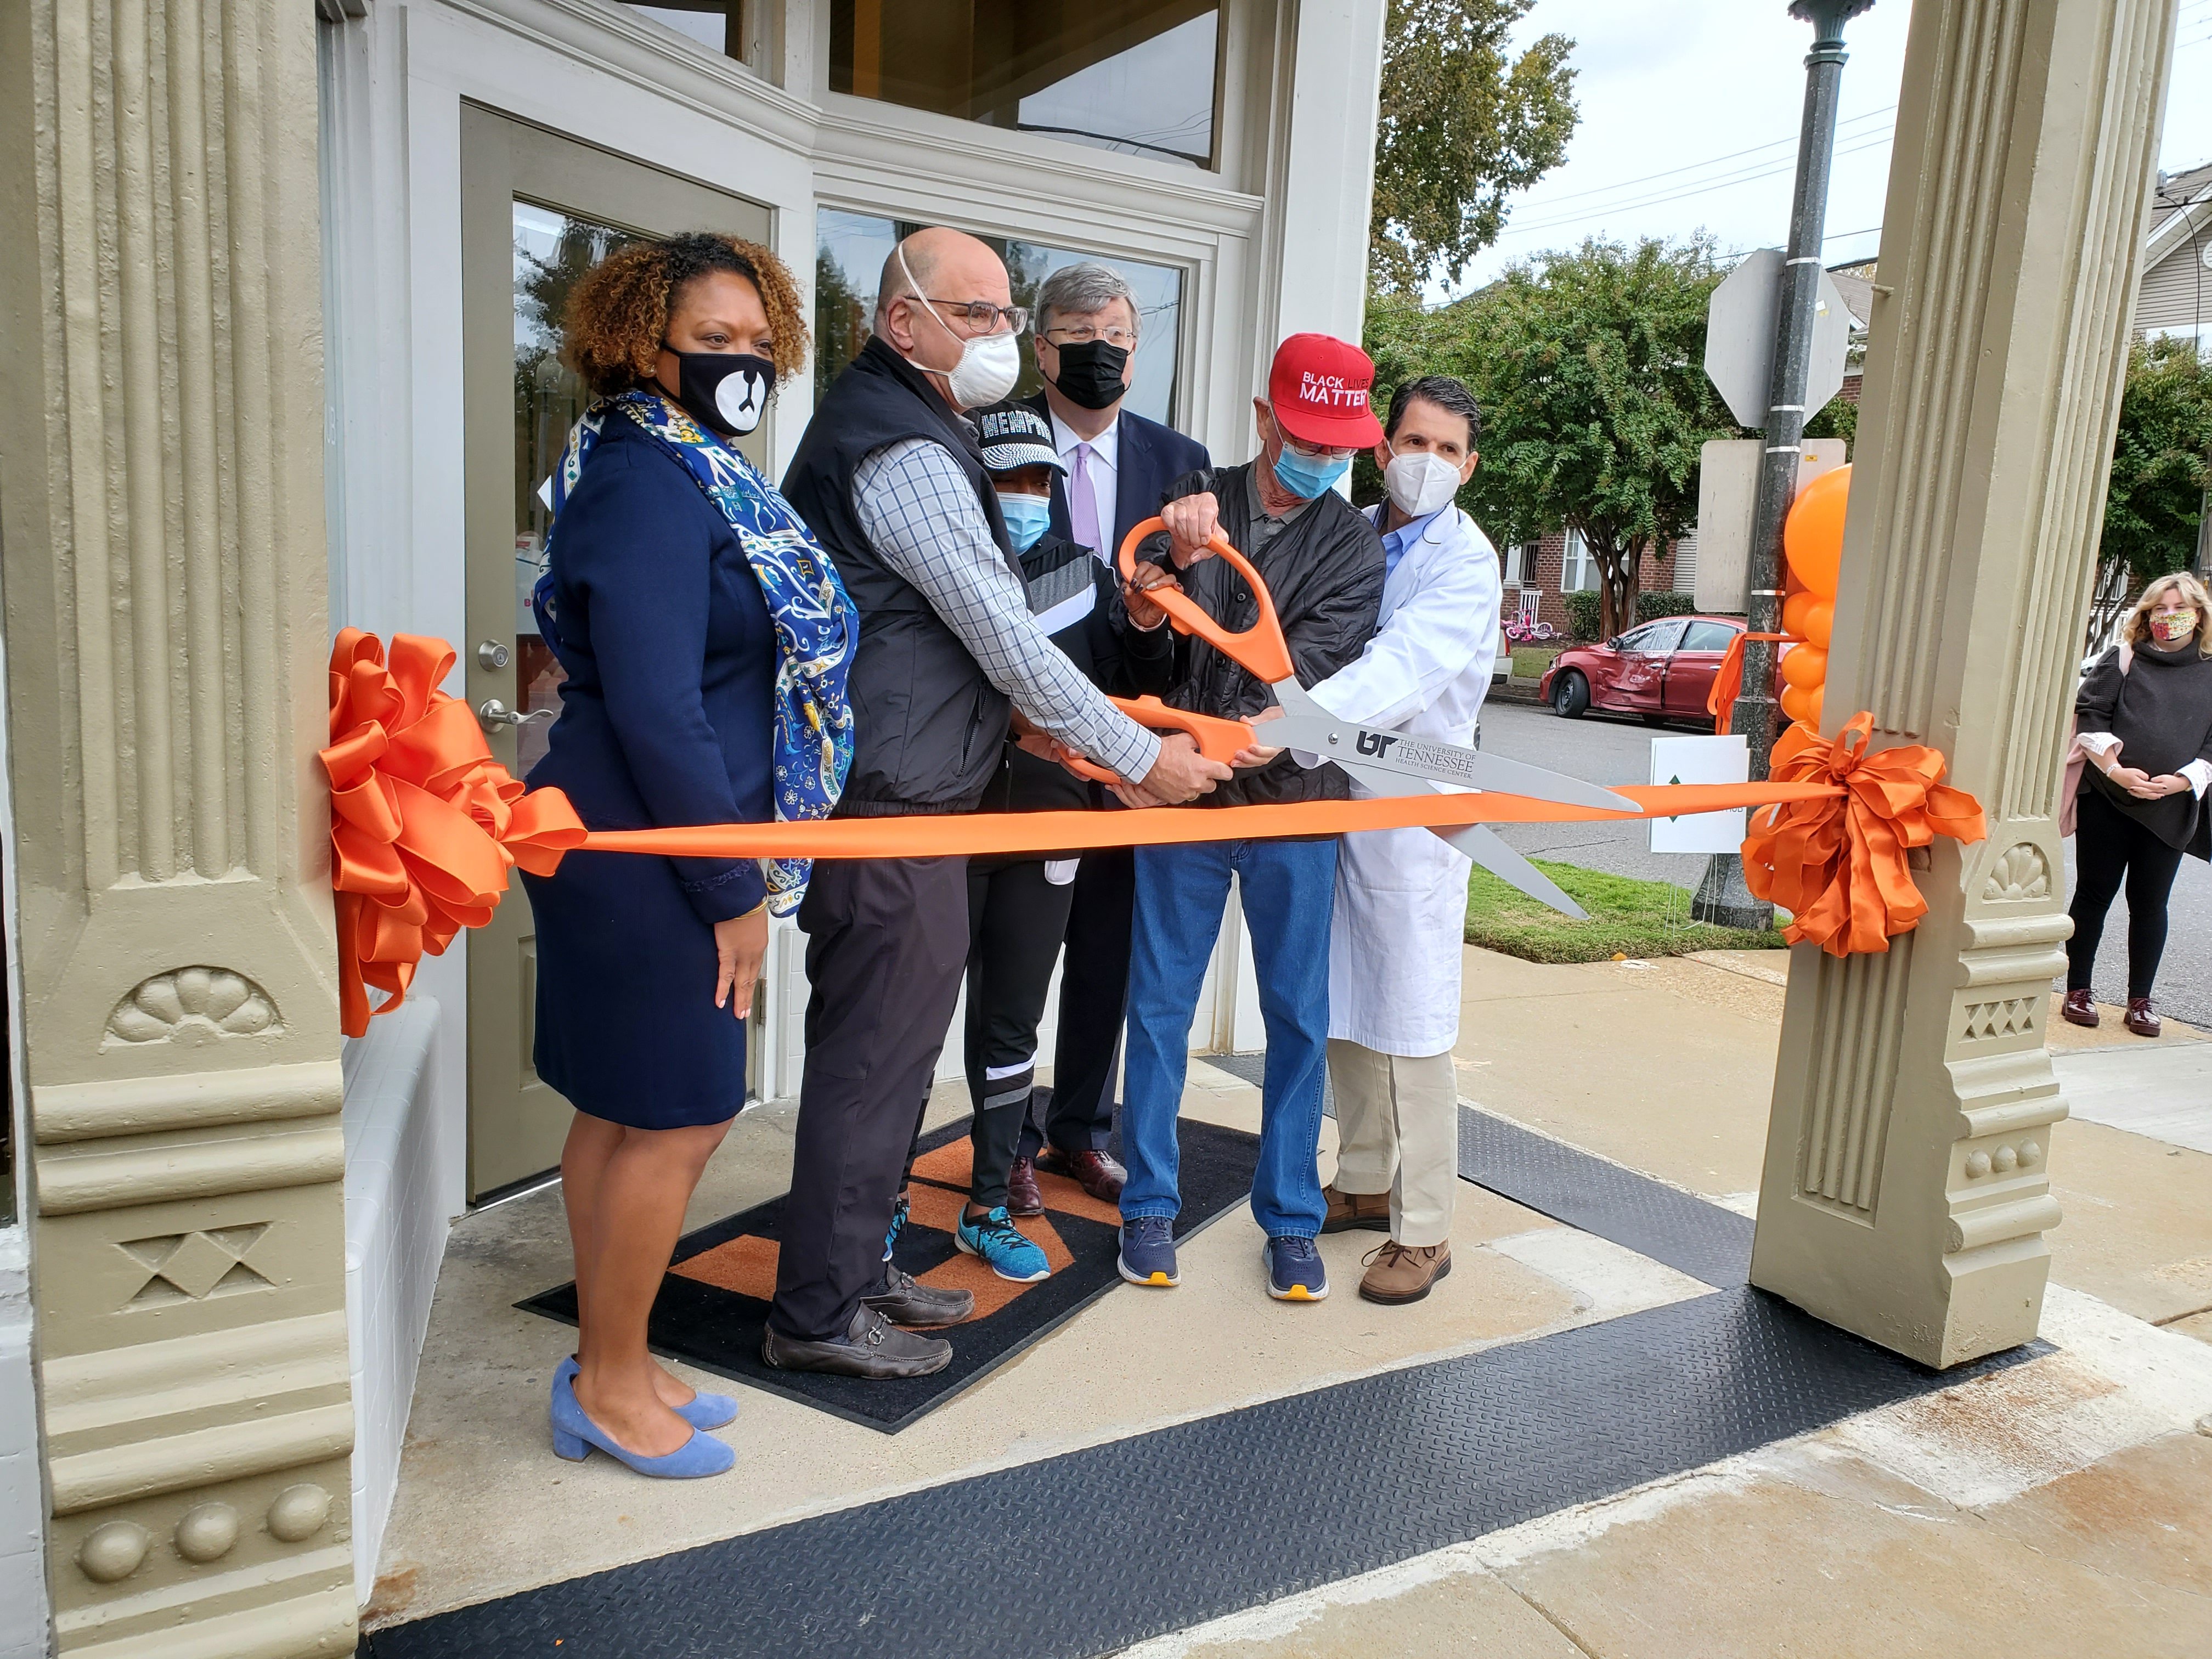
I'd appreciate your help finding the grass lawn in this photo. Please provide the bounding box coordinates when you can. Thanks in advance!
[1464,857,1787,963]
[1509,644,1565,680]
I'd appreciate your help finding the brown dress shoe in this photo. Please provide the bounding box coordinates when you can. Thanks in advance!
[1006,1155,1045,1217]
[1359,1240,1451,1305]
[1037,1146,1126,1203]
[2125,997,2161,1039]
[1321,1183,1391,1234]
[2060,989,2099,1029]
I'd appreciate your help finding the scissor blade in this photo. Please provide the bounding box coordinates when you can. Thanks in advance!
[1435,823,1590,919]
[1266,715,1640,814]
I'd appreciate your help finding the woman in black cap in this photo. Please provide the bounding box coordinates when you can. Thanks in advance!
[2064,571,2212,1037]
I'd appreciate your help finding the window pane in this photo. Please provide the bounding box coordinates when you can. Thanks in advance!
[619,2,746,62]
[1639,619,1689,653]
[830,1,1220,170]
[1681,620,1735,651]
[514,202,645,774]
[813,207,1186,428]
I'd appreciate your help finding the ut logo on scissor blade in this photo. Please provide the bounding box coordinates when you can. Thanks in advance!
[1355,730,1401,758]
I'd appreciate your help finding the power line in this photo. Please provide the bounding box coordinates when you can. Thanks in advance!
[1499,128,1896,237]
[1505,104,1897,214]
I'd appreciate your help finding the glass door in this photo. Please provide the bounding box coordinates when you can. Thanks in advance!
[460,105,772,1199]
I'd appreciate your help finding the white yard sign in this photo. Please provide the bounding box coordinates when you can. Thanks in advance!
[1649,735,1750,854]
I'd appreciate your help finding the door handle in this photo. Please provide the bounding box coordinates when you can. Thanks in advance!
[478,698,553,732]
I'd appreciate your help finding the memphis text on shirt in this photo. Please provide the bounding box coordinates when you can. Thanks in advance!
[1298,372,1369,410]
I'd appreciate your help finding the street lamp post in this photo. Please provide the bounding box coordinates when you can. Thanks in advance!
[1693,0,1874,930]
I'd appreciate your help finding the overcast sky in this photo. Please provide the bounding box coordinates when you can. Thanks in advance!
[1438,0,2212,299]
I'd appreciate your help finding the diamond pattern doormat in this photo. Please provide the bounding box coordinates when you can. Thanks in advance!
[517,1113,1261,1432]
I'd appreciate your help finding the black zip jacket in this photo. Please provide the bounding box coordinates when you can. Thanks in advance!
[1122,462,1384,808]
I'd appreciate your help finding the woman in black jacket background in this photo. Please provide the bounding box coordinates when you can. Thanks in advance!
[2064,572,2212,1037]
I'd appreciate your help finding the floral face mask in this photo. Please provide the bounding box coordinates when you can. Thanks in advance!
[2148,605,2199,646]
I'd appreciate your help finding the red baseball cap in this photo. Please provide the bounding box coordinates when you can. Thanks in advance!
[1267,332,1385,449]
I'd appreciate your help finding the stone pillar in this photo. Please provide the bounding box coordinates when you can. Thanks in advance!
[1750,0,2176,1367]
[0,0,354,1652]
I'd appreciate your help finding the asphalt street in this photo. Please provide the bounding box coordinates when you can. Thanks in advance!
[1478,697,2212,1029]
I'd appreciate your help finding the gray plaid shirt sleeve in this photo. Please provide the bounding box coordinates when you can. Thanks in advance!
[852,439,1161,783]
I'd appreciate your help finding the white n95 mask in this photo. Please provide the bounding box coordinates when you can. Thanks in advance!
[896,242,1022,410]
[1384,447,1463,517]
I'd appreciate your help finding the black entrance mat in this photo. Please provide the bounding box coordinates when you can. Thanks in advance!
[516,1114,1260,1433]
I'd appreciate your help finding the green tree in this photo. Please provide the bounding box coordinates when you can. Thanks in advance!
[1370,0,1578,294]
[1397,236,1741,641]
[2102,335,2212,588]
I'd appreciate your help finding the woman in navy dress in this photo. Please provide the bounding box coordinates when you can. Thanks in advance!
[521,233,849,1479]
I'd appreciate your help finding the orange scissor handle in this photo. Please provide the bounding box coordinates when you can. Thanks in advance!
[1058,696,1256,785]
[1117,516,1297,686]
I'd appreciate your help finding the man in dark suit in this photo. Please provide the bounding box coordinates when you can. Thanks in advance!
[1016,262,1211,1211]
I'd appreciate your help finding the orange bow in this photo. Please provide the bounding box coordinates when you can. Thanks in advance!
[323,630,586,1037]
[1741,712,1987,956]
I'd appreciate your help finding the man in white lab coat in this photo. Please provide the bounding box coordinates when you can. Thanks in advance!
[1254,376,1498,1306]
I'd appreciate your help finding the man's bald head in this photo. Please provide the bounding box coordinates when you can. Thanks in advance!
[873,227,1011,332]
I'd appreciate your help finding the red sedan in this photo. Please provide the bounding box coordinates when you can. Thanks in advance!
[1536,615,1756,726]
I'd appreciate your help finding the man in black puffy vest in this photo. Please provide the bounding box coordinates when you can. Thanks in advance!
[769,227,1229,1380]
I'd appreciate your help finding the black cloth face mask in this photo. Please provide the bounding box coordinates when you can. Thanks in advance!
[661,347,775,436]
[1048,338,1130,411]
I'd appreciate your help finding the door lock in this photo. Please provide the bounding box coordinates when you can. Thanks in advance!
[476,640,511,670]
[477,698,552,732]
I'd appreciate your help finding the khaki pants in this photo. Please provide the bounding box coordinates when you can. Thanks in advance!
[1325,1039,1457,1248]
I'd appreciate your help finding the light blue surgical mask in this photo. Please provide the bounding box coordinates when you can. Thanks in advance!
[995,488,1052,554]
[1272,443,1351,500]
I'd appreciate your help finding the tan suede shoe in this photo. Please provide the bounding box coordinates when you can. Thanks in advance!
[1358,1240,1451,1305]
[1321,1183,1391,1234]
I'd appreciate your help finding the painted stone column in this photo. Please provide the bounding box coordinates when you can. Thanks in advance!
[1750,0,2176,1367]
[0,0,354,1652]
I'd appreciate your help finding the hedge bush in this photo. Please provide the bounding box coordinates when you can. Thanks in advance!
[1635,591,1699,623]
[1562,589,1602,642]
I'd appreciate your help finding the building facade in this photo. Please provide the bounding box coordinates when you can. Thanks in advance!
[0,1,1385,1651]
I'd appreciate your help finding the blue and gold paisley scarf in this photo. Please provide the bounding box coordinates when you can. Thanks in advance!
[542,389,854,915]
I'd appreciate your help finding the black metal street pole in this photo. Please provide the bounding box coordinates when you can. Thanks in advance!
[1694,0,1870,930]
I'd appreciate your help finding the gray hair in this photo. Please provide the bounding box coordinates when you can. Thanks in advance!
[1036,262,1141,339]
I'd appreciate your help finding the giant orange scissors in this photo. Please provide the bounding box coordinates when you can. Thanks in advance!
[1052,517,1633,917]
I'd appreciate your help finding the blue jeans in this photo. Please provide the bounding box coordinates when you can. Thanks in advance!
[1120,837,1338,1239]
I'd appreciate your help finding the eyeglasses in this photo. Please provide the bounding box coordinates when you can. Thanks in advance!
[1043,324,1137,348]
[1280,431,1357,461]
[908,295,1029,334]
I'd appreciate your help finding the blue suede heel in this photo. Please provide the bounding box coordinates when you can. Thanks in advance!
[555,1356,739,1431]
[549,1368,734,1478]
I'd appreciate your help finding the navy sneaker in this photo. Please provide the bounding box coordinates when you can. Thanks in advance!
[1263,1235,1328,1302]
[1117,1216,1180,1287]
[956,1206,1051,1283]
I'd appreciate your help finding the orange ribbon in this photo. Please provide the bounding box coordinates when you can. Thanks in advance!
[1707,631,1802,734]
[323,630,586,1037]
[1741,712,1987,956]
[323,633,1989,1034]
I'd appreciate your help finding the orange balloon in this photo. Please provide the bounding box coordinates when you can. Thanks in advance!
[1802,599,1833,648]
[1781,644,1829,690]
[1807,683,1825,727]
[1783,464,1850,600]
[1780,682,1816,725]
[1781,590,1821,638]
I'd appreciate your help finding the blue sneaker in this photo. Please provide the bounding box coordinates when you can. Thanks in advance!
[956,1206,1051,1283]
[1118,1216,1180,1287]
[1264,1235,1328,1302]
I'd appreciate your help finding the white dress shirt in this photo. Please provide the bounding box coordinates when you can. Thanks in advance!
[1049,408,1122,565]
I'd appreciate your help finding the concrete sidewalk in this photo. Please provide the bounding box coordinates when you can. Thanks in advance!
[365,946,2212,1656]
[1133,948,2212,1658]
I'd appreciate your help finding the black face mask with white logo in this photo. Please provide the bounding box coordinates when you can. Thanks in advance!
[1048,339,1130,411]
[661,347,775,436]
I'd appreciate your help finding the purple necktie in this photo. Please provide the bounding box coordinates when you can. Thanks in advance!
[1069,442,1103,559]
